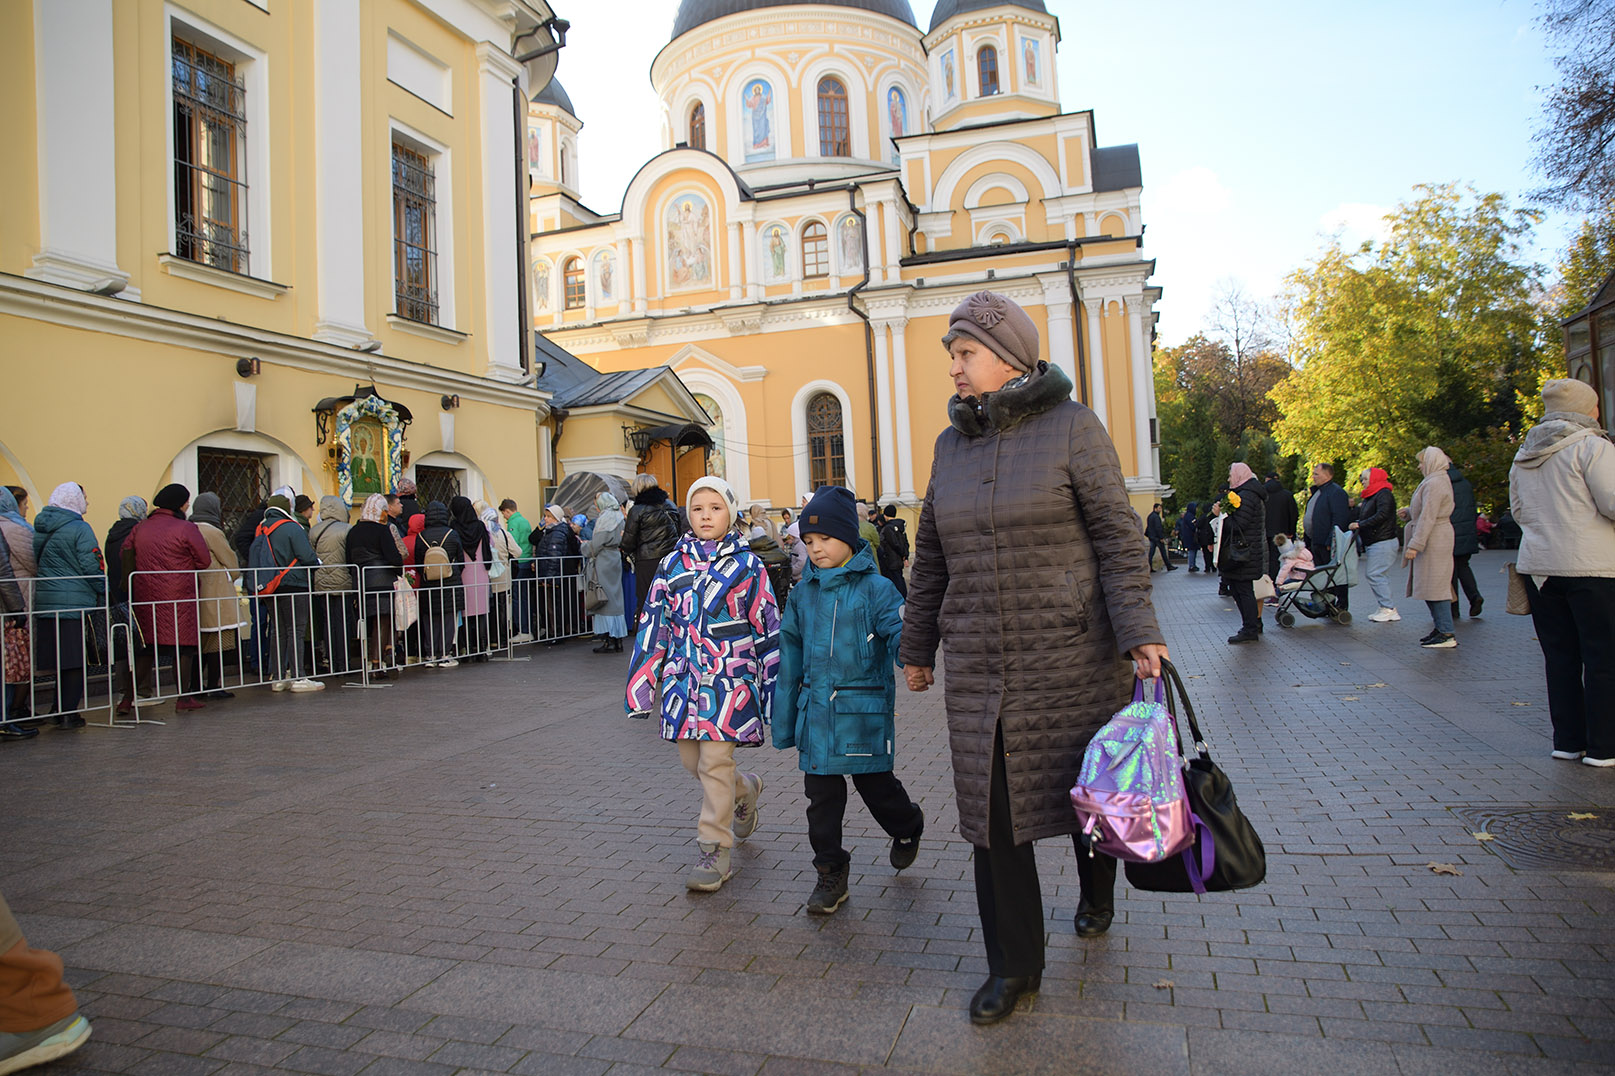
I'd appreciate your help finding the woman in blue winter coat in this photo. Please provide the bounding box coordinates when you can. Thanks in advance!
[774,486,924,915]
[32,483,106,725]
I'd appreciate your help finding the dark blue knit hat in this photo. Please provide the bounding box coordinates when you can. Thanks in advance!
[799,486,860,551]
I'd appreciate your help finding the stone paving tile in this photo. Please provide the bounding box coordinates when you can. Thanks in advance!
[4,552,1612,1074]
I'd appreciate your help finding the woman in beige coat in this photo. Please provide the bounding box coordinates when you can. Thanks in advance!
[1401,446,1457,648]
[189,493,246,698]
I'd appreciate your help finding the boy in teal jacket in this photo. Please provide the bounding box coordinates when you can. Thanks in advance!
[774,486,923,914]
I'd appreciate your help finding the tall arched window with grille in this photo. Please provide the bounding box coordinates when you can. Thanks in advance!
[807,392,846,489]
[563,257,585,309]
[688,102,706,151]
[978,46,1000,96]
[802,221,829,278]
[817,77,850,156]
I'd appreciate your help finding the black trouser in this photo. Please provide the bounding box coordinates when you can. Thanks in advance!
[1524,576,1615,759]
[1147,538,1171,570]
[1228,577,1260,632]
[1201,545,1215,572]
[1267,544,1281,582]
[974,723,1116,977]
[633,558,659,621]
[881,567,908,598]
[1451,554,1481,612]
[804,770,923,871]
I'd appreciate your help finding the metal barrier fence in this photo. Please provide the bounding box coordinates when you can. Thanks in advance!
[0,559,605,726]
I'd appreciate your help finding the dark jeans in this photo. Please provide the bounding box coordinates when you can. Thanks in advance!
[315,592,357,674]
[804,770,923,871]
[881,567,908,599]
[1524,576,1615,759]
[1228,577,1260,633]
[267,593,312,681]
[1201,545,1215,572]
[1147,538,1171,570]
[974,723,1116,977]
[511,561,534,634]
[1451,554,1481,612]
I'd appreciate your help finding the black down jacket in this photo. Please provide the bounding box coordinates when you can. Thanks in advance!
[899,362,1165,847]
[1217,478,1268,582]
[622,486,682,564]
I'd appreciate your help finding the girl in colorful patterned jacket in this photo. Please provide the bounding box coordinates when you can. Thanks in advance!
[625,475,781,892]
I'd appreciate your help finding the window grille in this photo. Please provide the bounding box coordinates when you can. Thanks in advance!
[802,222,829,279]
[563,257,586,309]
[807,392,846,488]
[392,140,439,324]
[689,103,706,151]
[196,448,270,541]
[414,466,461,508]
[817,77,850,156]
[172,37,250,273]
[978,46,1000,96]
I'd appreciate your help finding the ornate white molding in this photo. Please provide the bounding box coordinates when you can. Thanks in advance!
[386,313,468,346]
[157,255,289,300]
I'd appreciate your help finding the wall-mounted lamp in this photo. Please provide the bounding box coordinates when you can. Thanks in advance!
[441,394,461,411]
[236,356,261,377]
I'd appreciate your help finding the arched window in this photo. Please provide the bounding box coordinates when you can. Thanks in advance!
[802,221,829,278]
[688,102,706,151]
[817,77,850,156]
[807,392,846,489]
[978,46,1000,96]
[563,257,585,309]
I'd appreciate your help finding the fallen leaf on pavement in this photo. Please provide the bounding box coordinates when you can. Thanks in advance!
[1510,702,1530,707]
[1427,862,1462,875]
[1340,696,1360,702]
[1471,832,1495,842]
[1366,682,1387,688]
[1568,812,1598,821]
[1153,979,1174,989]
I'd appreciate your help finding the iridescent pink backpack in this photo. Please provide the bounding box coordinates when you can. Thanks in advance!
[1070,676,1197,864]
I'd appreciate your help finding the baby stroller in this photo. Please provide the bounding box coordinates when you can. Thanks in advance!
[1274,528,1358,628]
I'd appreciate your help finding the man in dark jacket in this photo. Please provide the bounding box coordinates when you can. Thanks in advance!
[876,504,909,597]
[1304,463,1352,613]
[1448,461,1483,619]
[1263,473,1298,580]
[1144,503,1174,571]
[258,495,322,690]
[1176,503,1199,571]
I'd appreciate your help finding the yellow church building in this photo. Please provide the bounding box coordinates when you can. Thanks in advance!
[528,0,1166,514]
[0,0,566,541]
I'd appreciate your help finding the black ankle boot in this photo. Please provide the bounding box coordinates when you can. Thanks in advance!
[1075,907,1114,937]
[969,974,1041,1025]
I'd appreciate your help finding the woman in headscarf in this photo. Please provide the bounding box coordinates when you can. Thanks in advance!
[1401,446,1458,648]
[346,494,405,678]
[394,479,422,534]
[532,503,582,644]
[583,492,628,653]
[32,483,106,726]
[125,484,211,712]
[747,503,778,542]
[414,501,464,666]
[481,502,520,652]
[188,492,246,701]
[450,496,493,660]
[1218,462,1269,644]
[0,487,37,727]
[398,511,427,662]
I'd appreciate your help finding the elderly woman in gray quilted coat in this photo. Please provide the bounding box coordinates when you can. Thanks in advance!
[900,291,1169,1026]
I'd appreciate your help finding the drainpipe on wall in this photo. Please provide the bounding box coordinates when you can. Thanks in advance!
[513,78,531,376]
[1067,241,1090,407]
[845,185,879,500]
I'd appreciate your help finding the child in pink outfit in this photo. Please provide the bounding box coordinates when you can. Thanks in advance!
[1273,534,1315,589]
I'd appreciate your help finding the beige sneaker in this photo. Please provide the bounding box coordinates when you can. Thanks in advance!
[733,773,763,840]
[686,842,733,891]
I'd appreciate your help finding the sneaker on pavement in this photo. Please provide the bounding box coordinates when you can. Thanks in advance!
[271,680,290,692]
[174,697,206,712]
[806,864,849,914]
[1421,633,1457,649]
[511,633,534,644]
[0,725,39,741]
[890,821,923,871]
[1583,756,1615,768]
[1368,607,1401,622]
[0,1012,92,1074]
[289,679,326,692]
[1551,750,1587,761]
[1469,597,1484,618]
[437,658,460,669]
[733,774,763,840]
[686,842,733,892]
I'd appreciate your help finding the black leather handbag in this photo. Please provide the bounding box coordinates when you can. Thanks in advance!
[1124,658,1266,894]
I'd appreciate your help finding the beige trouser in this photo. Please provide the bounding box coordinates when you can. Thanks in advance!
[677,740,749,848]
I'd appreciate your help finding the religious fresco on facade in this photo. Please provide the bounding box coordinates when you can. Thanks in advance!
[593,249,616,303]
[1021,37,1041,87]
[528,126,543,177]
[334,396,405,506]
[887,86,907,164]
[838,216,862,274]
[694,393,726,479]
[666,193,713,289]
[762,224,790,283]
[349,419,384,496]
[941,49,956,102]
[742,78,775,162]
[532,258,551,311]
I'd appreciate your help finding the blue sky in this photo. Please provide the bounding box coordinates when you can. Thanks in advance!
[556,1,1576,344]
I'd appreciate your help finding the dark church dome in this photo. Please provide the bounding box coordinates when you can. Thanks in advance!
[928,0,1047,33]
[671,0,917,42]
[531,77,576,118]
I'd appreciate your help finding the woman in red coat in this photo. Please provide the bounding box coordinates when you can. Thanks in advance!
[125,484,210,711]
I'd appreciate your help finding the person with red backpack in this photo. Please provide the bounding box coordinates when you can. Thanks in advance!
[253,493,322,692]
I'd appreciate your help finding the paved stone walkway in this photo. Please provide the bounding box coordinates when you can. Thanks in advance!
[3,549,1612,1075]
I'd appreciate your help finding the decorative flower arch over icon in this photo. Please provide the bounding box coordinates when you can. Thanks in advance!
[336,395,406,506]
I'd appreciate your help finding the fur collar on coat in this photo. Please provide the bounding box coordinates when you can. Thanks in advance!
[947,361,1074,437]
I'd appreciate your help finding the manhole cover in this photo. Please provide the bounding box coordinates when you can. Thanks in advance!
[1450,805,1615,871]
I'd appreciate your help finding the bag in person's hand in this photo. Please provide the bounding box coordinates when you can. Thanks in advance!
[1252,574,1275,601]
[1505,563,1530,615]
[1124,658,1266,894]
[1070,676,1196,863]
[583,566,609,613]
[393,576,419,630]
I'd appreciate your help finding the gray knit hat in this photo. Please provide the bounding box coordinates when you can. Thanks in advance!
[941,290,1040,372]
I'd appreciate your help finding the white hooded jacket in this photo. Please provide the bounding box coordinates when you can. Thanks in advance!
[1508,413,1615,577]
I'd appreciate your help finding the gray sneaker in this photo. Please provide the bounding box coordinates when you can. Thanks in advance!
[0,1013,92,1073]
[686,842,733,892]
[733,773,763,840]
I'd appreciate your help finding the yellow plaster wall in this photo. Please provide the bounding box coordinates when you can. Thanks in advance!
[558,414,630,462]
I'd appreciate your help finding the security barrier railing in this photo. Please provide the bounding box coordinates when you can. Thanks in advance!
[2,574,119,728]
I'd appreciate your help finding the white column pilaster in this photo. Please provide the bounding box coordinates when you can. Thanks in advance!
[631,238,648,314]
[889,318,915,499]
[1040,278,1076,397]
[882,199,903,285]
[616,238,631,307]
[27,0,128,294]
[872,321,898,502]
[1082,297,1109,431]
[476,42,524,380]
[727,223,742,301]
[742,220,760,300]
[311,0,371,345]
[1125,294,1154,483]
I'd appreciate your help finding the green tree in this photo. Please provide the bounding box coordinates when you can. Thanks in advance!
[1271,184,1551,509]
